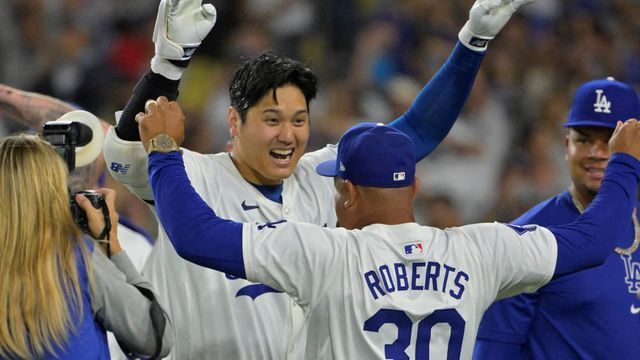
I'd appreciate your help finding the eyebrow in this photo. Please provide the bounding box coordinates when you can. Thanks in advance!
[262,109,309,117]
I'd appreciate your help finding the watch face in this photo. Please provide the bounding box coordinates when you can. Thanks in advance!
[151,134,177,152]
[156,134,174,149]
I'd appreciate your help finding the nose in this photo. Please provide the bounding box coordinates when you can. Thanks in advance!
[277,123,294,144]
[588,139,609,159]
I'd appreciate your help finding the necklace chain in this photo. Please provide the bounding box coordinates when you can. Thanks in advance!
[569,189,639,255]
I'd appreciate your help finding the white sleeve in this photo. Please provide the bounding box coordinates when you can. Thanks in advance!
[102,126,153,201]
[242,221,349,311]
[457,222,557,301]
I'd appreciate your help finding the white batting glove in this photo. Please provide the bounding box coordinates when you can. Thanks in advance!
[151,0,217,80]
[458,0,534,52]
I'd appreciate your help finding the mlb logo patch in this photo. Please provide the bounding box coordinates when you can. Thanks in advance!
[404,242,424,255]
[393,172,406,181]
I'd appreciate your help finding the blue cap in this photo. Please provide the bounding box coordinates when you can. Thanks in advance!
[564,77,640,128]
[316,123,415,188]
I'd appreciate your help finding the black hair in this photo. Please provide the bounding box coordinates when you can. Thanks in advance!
[229,51,318,122]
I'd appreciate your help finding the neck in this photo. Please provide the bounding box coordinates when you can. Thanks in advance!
[569,184,596,213]
[353,207,416,230]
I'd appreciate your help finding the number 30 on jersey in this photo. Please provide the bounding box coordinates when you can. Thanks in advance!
[364,308,465,359]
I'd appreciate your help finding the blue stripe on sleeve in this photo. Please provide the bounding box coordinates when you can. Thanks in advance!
[148,151,246,278]
[549,153,640,277]
[389,42,485,160]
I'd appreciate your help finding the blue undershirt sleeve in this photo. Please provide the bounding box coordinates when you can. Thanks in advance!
[148,151,246,278]
[549,153,640,277]
[389,42,485,160]
[473,339,524,360]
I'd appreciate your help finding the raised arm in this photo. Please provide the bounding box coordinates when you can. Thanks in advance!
[389,0,534,160]
[103,0,216,201]
[113,0,216,142]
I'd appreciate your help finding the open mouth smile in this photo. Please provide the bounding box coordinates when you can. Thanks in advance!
[270,149,293,161]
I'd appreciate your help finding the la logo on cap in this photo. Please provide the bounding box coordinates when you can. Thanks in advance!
[593,89,612,114]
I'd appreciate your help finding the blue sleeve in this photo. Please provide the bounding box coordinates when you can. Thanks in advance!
[148,151,246,278]
[389,42,484,160]
[549,153,640,277]
[473,339,523,360]
[474,292,540,359]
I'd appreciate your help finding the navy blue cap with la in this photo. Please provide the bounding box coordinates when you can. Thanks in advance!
[316,123,416,188]
[564,77,640,129]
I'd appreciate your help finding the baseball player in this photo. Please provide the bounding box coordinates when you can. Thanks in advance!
[137,97,640,359]
[474,78,640,358]
[104,0,535,358]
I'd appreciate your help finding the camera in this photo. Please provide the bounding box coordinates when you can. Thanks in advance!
[69,190,110,238]
[42,115,110,237]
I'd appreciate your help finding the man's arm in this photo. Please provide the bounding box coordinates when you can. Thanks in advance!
[103,0,216,201]
[0,83,106,191]
[389,0,534,160]
[113,0,216,142]
[0,83,75,128]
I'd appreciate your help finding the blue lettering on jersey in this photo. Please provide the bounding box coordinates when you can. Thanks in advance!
[257,219,287,230]
[363,262,469,300]
[225,274,283,299]
[110,162,131,175]
[506,224,537,235]
[621,254,640,293]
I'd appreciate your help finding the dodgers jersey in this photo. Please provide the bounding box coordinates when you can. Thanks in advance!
[476,191,640,359]
[104,127,338,359]
[242,220,557,360]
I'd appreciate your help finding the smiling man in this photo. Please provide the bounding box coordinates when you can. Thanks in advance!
[474,78,640,359]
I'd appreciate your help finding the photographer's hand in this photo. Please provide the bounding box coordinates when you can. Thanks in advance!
[76,188,122,255]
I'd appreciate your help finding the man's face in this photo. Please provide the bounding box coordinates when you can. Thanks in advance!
[230,85,310,185]
[565,126,614,199]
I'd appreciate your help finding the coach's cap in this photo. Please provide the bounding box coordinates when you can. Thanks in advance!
[563,77,640,128]
[316,123,415,188]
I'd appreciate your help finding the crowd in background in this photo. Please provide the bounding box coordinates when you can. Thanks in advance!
[1,0,639,236]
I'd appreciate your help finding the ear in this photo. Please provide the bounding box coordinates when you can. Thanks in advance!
[411,177,420,201]
[564,134,570,161]
[228,107,240,137]
[343,180,358,208]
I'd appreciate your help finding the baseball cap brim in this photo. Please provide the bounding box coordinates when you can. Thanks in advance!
[316,159,338,177]
[562,120,618,128]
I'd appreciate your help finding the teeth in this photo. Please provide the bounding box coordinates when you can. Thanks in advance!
[272,149,293,156]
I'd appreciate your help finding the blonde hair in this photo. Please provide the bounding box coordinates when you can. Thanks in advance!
[0,134,89,358]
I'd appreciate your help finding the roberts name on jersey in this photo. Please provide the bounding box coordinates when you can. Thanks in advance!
[364,261,469,300]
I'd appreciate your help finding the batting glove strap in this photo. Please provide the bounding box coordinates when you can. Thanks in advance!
[152,0,217,77]
[458,24,492,52]
[458,0,534,52]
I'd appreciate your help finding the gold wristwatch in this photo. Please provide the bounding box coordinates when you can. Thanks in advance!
[147,133,179,154]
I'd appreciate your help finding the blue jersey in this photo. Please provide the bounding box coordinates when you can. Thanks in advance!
[475,190,640,359]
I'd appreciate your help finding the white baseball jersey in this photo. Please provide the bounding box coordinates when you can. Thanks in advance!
[104,127,338,359]
[243,221,557,359]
